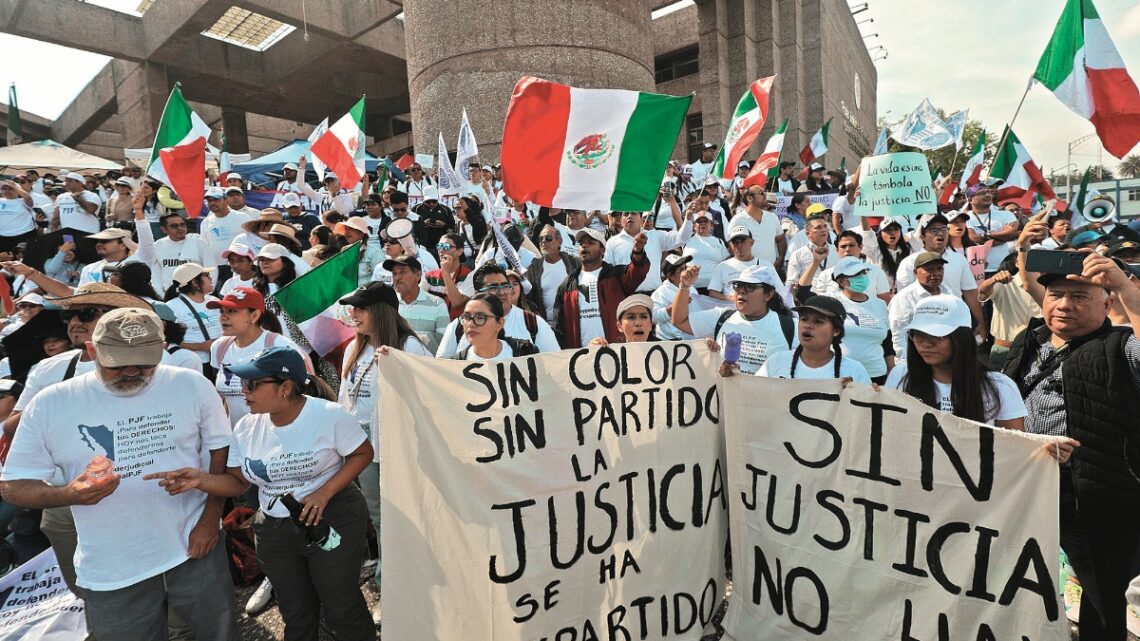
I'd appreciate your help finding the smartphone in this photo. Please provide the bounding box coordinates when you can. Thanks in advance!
[1025,249,1086,276]
[63,234,74,244]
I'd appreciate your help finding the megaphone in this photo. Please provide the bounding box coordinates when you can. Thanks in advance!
[385,218,417,256]
[1082,195,1116,225]
[157,186,184,210]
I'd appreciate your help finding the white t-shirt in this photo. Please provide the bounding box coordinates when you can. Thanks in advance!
[539,258,568,321]
[832,194,859,231]
[0,197,36,236]
[727,212,782,265]
[604,225,691,292]
[817,262,891,298]
[688,309,796,374]
[2,367,231,590]
[170,295,222,363]
[152,235,218,291]
[219,274,255,296]
[689,160,714,188]
[832,294,891,377]
[200,211,254,261]
[576,268,606,345]
[756,348,871,383]
[436,305,560,358]
[682,235,730,288]
[361,215,386,251]
[967,209,1019,272]
[884,364,1027,425]
[55,191,102,233]
[211,331,308,426]
[651,280,696,340]
[165,345,203,373]
[340,336,432,464]
[464,340,518,361]
[707,256,773,297]
[785,244,839,288]
[228,397,367,518]
[894,249,978,296]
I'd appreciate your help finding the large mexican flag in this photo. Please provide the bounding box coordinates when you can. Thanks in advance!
[310,97,366,189]
[146,85,210,218]
[711,76,775,182]
[1033,0,1140,158]
[272,242,360,356]
[743,118,788,188]
[501,77,692,211]
[989,128,1056,208]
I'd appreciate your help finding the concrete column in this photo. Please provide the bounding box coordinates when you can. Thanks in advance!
[114,60,171,150]
[403,0,656,161]
[220,106,249,155]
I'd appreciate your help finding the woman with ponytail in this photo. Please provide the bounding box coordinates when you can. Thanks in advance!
[756,295,871,383]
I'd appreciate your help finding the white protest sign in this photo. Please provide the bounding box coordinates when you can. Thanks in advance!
[719,377,1067,641]
[414,152,435,169]
[854,152,936,221]
[0,549,86,641]
[379,342,727,640]
[773,193,835,214]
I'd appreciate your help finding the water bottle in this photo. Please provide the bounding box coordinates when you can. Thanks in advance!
[724,332,743,365]
[278,493,341,551]
[85,455,115,485]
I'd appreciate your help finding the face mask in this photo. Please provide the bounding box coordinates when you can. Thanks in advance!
[846,274,871,293]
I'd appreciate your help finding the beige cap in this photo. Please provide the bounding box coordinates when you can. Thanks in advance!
[615,294,654,320]
[171,262,210,287]
[92,308,165,368]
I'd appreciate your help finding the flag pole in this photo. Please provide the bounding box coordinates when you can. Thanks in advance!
[991,77,1034,169]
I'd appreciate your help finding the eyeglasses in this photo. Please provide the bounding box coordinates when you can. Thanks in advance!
[458,312,496,326]
[538,235,556,243]
[924,227,949,236]
[240,378,284,392]
[164,223,187,229]
[732,282,760,293]
[436,242,453,251]
[478,283,514,293]
[61,308,106,323]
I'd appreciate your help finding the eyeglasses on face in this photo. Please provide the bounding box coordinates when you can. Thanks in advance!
[478,283,514,293]
[62,308,105,323]
[538,235,556,243]
[924,227,949,236]
[240,378,285,392]
[731,282,760,293]
[459,312,497,326]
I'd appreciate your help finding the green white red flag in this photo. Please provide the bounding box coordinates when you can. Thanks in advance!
[711,76,775,181]
[500,77,691,211]
[1034,0,1140,158]
[146,85,210,218]
[742,118,788,188]
[958,132,986,191]
[796,119,831,179]
[989,127,1056,208]
[272,242,360,356]
[310,97,366,189]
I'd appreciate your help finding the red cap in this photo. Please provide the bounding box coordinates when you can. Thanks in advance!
[205,287,265,311]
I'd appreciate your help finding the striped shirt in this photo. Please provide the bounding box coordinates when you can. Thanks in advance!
[398,289,451,354]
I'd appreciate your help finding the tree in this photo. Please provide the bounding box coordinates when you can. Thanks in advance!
[876,114,995,181]
[1118,154,1140,178]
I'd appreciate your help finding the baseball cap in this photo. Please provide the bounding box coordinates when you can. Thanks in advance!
[92,308,165,368]
[279,192,302,209]
[661,253,692,277]
[114,177,133,187]
[222,242,255,260]
[226,172,243,182]
[383,254,422,273]
[726,226,752,242]
[1105,239,1140,258]
[339,281,399,309]
[63,172,85,183]
[575,228,606,245]
[204,186,225,200]
[282,162,299,172]
[206,287,265,311]
[809,162,824,172]
[905,295,972,337]
[226,345,309,385]
[151,302,177,323]
[946,209,971,222]
[914,251,948,268]
[702,142,717,150]
[731,264,781,288]
[879,215,909,231]
[919,213,949,232]
[15,293,44,307]
[832,256,871,279]
[87,228,138,251]
[792,295,847,321]
[615,294,654,320]
[738,160,751,168]
[256,243,292,261]
[224,186,243,195]
[806,203,832,219]
[171,263,211,287]
[322,172,338,183]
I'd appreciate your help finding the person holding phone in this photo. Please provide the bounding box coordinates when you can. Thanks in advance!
[0,180,38,256]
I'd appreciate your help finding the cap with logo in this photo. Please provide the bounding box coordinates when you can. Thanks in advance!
[615,294,654,320]
[919,213,949,232]
[792,295,846,321]
[92,307,166,368]
[726,226,752,242]
[204,186,225,200]
[339,281,399,309]
[913,251,948,269]
[832,256,871,279]
[731,264,781,288]
[905,295,972,337]
[805,203,832,219]
[661,253,693,277]
[575,228,606,245]
[226,345,309,385]
[279,192,302,208]
[206,287,265,311]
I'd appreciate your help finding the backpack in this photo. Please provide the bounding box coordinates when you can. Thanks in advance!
[713,309,794,349]
[214,332,278,366]
[454,309,539,343]
[456,336,540,360]
[222,506,262,587]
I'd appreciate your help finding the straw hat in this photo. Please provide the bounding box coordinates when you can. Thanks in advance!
[260,223,301,250]
[241,208,285,233]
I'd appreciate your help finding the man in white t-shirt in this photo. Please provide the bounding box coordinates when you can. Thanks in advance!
[224,186,261,218]
[270,162,316,213]
[727,185,785,266]
[79,228,140,284]
[1,307,240,641]
[143,212,219,292]
[775,162,800,195]
[398,163,435,209]
[296,156,354,216]
[436,262,561,356]
[200,188,255,272]
[53,172,102,233]
[689,143,717,188]
[708,226,776,300]
[786,216,839,293]
[605,210,691,293]
[964,183,1020,275]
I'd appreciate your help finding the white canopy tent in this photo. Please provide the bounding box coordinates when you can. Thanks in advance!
[0,140,123,174]
[122,144,250,169]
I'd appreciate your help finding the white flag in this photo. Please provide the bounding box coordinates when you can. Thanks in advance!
[890,98,955,150]
[872,126,890,155]
[437,132,463,194]
[306,117,329,183]
[943,109,969,149]
[455,108,479,179]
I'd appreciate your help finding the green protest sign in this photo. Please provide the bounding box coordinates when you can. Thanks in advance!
[854,152,935,219]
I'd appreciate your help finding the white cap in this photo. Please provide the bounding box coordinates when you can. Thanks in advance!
[226,172,243,182]
[224,185,243,195]
[280,192,301,208]
[422,185,440,201]
[575,228,606,245]
[257,243,292,261]
[322,171,338,182]
[832,256,870,279]
[222,242,255,260]
[879,215,910,230]
[905,295,972,337]
[731,264,781,288]
[282,162,299,172]
[726,226,752,242]
[15,293,44,306]
[171,262,210,287]
[63,172,85,183]
[204,186,225,200]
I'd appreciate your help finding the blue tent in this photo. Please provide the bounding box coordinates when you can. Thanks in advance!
[232,139,381,187]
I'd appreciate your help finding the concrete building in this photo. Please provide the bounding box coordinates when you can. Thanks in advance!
[1054,176,1140,224]
[0,0,877,178]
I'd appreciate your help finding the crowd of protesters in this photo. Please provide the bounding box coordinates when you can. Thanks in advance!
[0,143,1136,641]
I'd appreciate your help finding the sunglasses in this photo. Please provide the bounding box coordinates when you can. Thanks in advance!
[240,378,285,393]
[731,282,760,293]
[458,312,496,326]
[61,308,105,323]
[478,283,514,293]
[538,235,556,243]
[436,242,453,251]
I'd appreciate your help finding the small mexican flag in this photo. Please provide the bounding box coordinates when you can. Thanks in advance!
[958,132,986,191]
[310,97,366,189]
[989,127,1056,208]
[711,76,775,182]
[501,77,692,211]
[272,242,360,356]
[796,119,831,179]
[146,84,210,219]
[742,118,788,188]
[1034,0,1140,158]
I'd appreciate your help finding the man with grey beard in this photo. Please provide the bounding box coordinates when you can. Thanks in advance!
[0,308,239,641]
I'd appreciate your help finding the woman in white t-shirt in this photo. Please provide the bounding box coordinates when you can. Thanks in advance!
[336,281,431,605]
[147,346,374,641]
[681,213,729,291]
[829,256,893,383]
[164,262,221,370]
[756,295,870,383]
[453,293,539,361]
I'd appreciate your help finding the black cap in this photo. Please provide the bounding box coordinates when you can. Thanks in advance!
[1106,239,1140,258]
[382,254,423,273]
[779,161,795,170]
[792,295,847,321]
[339,281,399,309]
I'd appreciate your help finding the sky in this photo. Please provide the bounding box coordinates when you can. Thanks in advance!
[2,0,1140,176]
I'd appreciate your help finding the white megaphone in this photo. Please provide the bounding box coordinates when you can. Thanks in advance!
[385,218,417,256]
[1082,195,1116,225]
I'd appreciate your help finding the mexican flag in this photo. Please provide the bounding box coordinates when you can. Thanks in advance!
[742,118,788,188]
[958,132,986,191]
[1034,0,1140,158]
[711,76,775,181]
[989,127,1056,208]
[272,242,360,356]
[146,85,210,219]
[796,119,831,179]
[501,77,691,211]
[310,97,366,189]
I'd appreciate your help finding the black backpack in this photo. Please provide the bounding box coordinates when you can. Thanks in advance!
[456,336,540,360]
[712,309,794,349]
[454,308,539,343]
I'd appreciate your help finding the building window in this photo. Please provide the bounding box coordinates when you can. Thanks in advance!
[686,113,703,161]
[1129,188,1140,201]
[655,47,699,84]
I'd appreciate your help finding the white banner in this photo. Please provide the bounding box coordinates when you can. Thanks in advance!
[890,98,955,151]
[379,341,727,640]
[719,377,1067,641]
[772,193,835,214]
[0,549,86,641]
